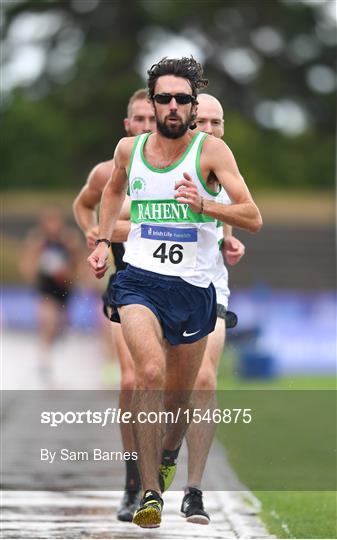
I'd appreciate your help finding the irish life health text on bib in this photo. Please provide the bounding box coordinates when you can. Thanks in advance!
[140,224,198,270]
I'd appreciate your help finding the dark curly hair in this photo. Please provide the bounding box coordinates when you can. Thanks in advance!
[147,56,208,100]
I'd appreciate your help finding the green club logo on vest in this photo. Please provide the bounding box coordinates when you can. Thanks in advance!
[131,177,146,193]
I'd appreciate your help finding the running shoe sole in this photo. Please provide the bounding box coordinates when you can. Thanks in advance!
[133,506,161,528]
[180,512,210,525]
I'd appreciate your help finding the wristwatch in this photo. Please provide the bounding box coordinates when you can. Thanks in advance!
[94,238,111,248]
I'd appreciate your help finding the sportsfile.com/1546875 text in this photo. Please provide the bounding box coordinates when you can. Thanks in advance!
[40,408,253,427]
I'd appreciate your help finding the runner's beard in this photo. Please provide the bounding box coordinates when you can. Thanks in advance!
[156,114,192,139]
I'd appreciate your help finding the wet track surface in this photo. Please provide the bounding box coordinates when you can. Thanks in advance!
[1,331,275,539]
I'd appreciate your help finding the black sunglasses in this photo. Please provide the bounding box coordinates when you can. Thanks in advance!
[153,93,196,105]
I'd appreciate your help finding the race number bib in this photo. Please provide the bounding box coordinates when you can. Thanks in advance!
[140,224,198,270]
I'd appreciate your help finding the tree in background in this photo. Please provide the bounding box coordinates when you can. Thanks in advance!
[1,0,335,190]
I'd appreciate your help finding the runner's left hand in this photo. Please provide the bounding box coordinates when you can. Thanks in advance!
[174,172,203,213]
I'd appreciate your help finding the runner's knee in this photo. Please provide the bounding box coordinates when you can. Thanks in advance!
[120,369,135,391]
[194,366,216,391]
[136,363,164,389]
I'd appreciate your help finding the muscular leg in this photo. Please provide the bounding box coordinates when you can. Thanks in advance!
[163,336,208,452]
[118,304,165,493]
[113,324,135,451]
[111,323,141,494]
[37,297,64,380]
[38,297,64,348]
[185,317,225,487]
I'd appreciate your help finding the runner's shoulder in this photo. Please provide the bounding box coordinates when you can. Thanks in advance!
[117,136,137,152]
[88,159,114,190]
[201,134,234,163]
[116,136,137,165]
[93,159,114,177]
[202,133,228,151]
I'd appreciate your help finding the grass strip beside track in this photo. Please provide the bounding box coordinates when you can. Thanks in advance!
[256,491,337,539]
[216,375,336,539]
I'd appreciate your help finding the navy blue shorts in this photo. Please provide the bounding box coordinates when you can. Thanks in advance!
[106,265,217,345]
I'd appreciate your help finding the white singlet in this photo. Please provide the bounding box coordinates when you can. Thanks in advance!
[213,189,232,309]
[124,131,220,287]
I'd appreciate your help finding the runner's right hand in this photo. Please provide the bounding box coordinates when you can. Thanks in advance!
[222,235,245,266]
[87,244,109,279]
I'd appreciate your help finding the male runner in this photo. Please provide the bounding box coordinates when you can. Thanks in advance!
[21,207,81,384]
[73,89,155,521]
[88,56,262,528]
[75,90,244,524]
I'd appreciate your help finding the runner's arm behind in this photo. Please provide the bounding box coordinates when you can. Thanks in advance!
[87,138,131,277]
[73,160,130,247]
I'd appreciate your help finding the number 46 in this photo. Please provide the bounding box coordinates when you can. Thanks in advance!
[153,242,183,264]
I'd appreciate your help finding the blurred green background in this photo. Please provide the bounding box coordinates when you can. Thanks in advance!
[1,0,335,191]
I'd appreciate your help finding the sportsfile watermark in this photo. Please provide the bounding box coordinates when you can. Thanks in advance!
[1,390,336,491]
[41,407,253,427]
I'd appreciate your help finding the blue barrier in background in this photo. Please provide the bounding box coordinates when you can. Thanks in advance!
[2,286,336,375]
[1,287,101,331]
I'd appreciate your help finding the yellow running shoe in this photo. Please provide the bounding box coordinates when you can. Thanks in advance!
[132,490,163,528]
[158,445,181,492]
[159,462,177,492]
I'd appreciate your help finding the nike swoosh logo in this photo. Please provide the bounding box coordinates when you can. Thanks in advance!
[183,329,201,337]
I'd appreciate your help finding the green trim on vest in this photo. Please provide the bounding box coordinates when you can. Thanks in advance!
[131,199,215,223]
[140,132,200,173]
[196,133,221,196]
[127,135,142,195]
